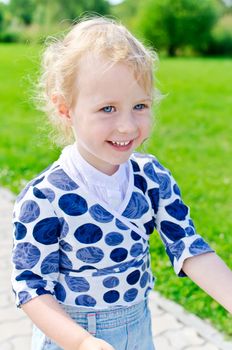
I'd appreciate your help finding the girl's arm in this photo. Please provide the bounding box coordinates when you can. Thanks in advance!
[182,252,232,313]
[22,294,115,350]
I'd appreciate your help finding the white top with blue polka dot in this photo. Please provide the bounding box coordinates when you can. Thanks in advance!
[60,143,129,210]
[11,149,213,309]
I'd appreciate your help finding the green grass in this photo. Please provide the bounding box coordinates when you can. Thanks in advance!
[0,43,61,192]
[148,57,232,339]
[0,44,232,338]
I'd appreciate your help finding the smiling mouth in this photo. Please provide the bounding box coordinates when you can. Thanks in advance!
[107,140,133,150]
[111,141,130,146]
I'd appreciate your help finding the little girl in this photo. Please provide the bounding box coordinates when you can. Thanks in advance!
[11,17,232,350]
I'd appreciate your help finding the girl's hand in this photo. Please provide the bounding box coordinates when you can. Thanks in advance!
[78,335,115,350]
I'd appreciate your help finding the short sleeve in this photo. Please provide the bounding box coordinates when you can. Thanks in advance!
[11,185,60,307]
[153,161,214,277]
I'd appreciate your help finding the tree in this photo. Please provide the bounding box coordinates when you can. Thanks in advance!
[9,0,36,26]
[135,0,221,56]
[0,5,4,32]
[33,0,110,27]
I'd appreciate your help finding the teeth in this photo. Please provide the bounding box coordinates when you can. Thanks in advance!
[112,141,130,146]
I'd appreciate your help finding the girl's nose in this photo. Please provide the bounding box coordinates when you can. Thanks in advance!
[116,112,137,135]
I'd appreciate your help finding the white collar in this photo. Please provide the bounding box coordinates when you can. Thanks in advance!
[60,143,129,189]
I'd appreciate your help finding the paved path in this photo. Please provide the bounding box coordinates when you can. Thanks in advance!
[0,187,231,350]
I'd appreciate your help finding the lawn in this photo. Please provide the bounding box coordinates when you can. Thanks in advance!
[0,44,231,338]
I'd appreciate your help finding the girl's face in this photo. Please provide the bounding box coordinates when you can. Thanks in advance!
[69,55,152,175]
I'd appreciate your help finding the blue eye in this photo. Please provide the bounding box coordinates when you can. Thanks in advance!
[134,104,146,110]
[102,106,115,113]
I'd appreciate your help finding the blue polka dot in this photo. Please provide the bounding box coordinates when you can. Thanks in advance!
[173,183,181,196]
[36,288,51,296]
[130,159,140,172]
[33,176,46,186]
[75,295,96,307]
[59,218,69,239]
[41,251,59,274]
[167,240,185,261]
[103,276,119,288]
[115,219,129,230]
[33,187,46,199]
[152,158,165,171]
[122,192,149,219]
[189,219,195,227]
[59,194,88,216]
[140,271,149,288]
[144,162,159,182]
[157,173,172,199]
[134,175,147,194]
[76,247,104,263]
[105,232,124,246]
[185,226,195,236]
[189,238,212,255]
[130,243,143,257]
[65,276,90,292]
[110,248,128,262]
[48,169,78,191]
[27,279,47,289]
[144,287,152,298]
[60,251,73,269]
[89,205,114,223]
[165,199,188,220]
[60,240,73,252]
[16,270,47,289]
[144,219,156,235]
[16,270,38,281]
[18,291,31,304]
[16,176,45,203]
[74,224,103,244]
[148,188,159,214]
[127,270,140,285]
[13,243,40,269]
[14,222,27,240]
[43,188,56,202]
[15,271,46,289]
[54,282,66,302]
[33,217,60,245]
[124,288,138,302]
[131,231,141,241]
[19,200,40,223]
[161,221,186,241]
[103,290,120,303]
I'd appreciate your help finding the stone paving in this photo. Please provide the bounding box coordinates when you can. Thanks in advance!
[0,187,231,350]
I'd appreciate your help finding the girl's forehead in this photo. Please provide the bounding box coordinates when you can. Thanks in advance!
[78,54,129,78]
[77,54,146,93]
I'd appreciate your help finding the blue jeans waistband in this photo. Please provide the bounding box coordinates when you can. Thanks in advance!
[61,299,148,330]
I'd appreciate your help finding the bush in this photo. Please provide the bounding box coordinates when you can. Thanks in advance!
[0,31,21,42]
[134,0,220,56]
[205,15,232,55]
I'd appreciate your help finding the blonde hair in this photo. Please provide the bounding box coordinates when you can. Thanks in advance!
[35,16,159,146]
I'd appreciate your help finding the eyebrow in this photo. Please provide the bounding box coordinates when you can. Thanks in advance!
[96,97,152,107]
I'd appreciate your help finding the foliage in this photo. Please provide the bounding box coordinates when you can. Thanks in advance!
[132,0,221,56]
[0,0,111,43]
[110,0,142,30]
[9,0,36,25]
[33,0,110,26]
[0,44,232,336]
[205,14,232,55]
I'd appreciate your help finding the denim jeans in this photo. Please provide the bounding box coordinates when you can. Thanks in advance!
[31,299,155,350]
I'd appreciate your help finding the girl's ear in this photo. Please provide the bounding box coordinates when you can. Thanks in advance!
[52,95,71,121]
